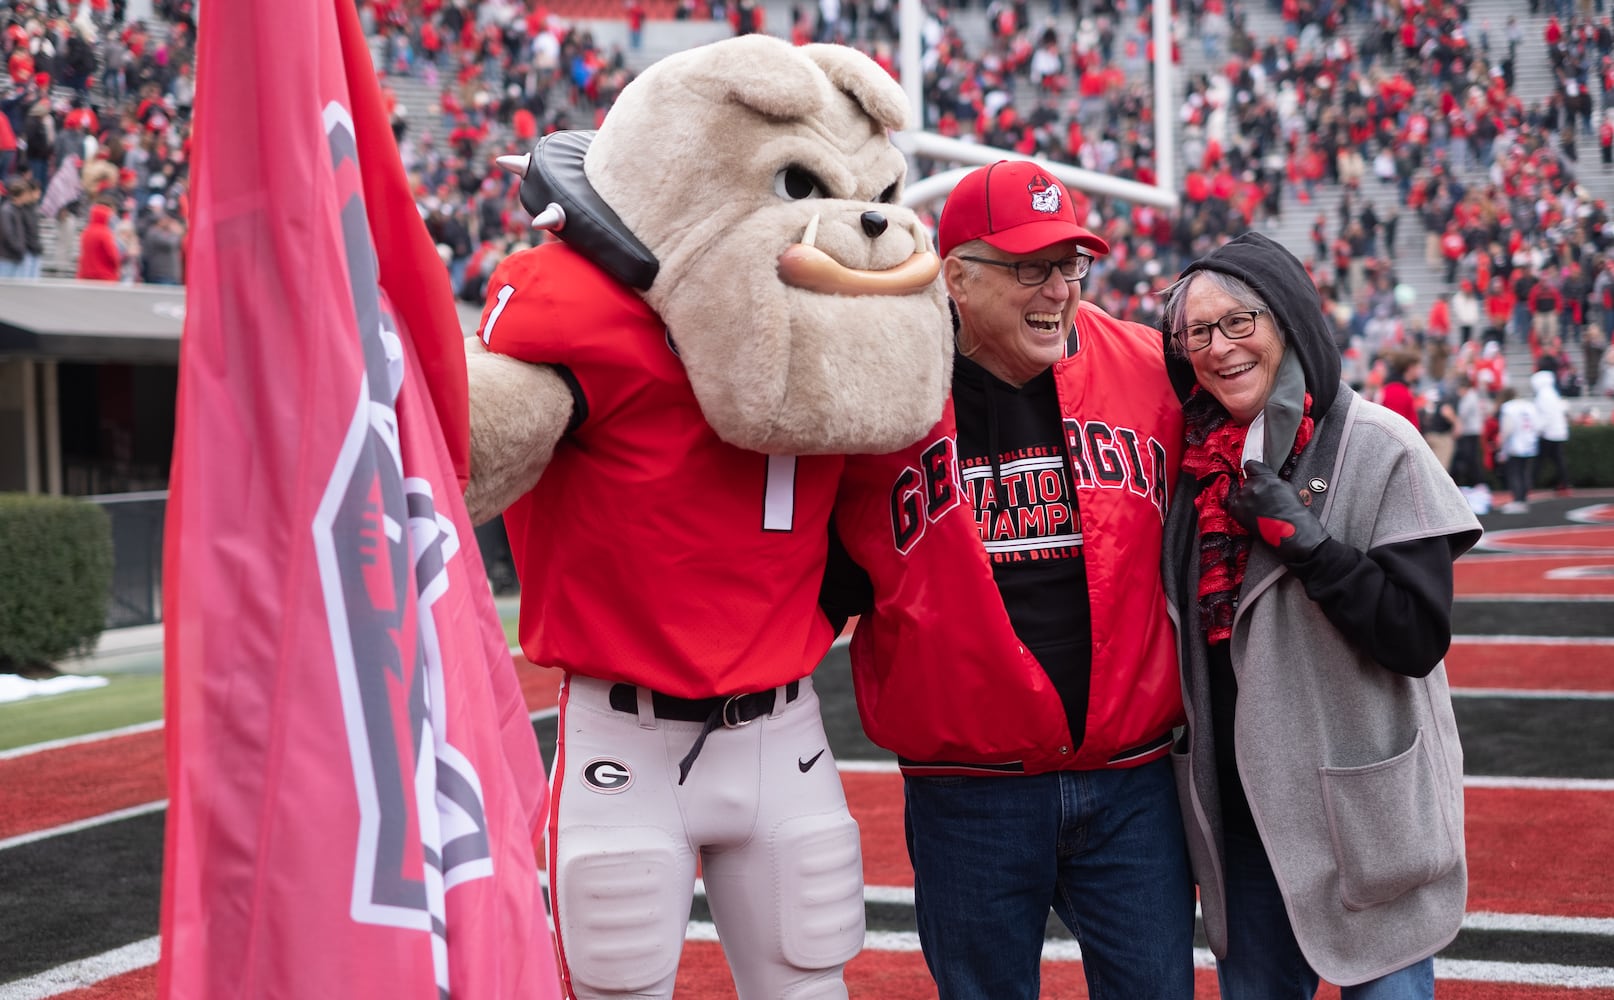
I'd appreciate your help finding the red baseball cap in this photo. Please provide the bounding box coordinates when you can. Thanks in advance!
[937,160,1110,259]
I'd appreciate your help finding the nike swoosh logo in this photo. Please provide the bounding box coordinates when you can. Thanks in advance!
[798,750,826,773]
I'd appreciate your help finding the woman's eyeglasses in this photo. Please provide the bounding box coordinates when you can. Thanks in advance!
[1176,309,1266,352]
[958,254,1093,285]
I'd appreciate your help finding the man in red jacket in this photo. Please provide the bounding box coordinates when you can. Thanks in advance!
[825,160,1194,1000]
[75,202,122,281]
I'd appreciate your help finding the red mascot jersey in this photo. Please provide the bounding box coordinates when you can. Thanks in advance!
[479,243,842,698]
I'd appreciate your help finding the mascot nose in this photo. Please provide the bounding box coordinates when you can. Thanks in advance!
[861,211,888,238]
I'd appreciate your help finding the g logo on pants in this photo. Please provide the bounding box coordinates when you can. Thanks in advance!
[582,758,634,793]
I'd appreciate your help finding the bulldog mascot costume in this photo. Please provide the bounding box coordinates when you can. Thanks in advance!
[464,35,952,1000]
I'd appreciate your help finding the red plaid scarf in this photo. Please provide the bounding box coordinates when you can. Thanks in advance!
[1180,388,1314,644]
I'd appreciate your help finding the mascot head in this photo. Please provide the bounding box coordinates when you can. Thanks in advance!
[506,34,952,455]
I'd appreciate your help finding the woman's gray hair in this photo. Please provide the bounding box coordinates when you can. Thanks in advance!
[1160,268,1271,357]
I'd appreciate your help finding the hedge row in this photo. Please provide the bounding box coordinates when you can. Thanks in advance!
[0,494,113,672]
[1558,424,1614,488]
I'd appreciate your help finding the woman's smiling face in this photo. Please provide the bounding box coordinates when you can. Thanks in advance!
[1181,277,1284,426]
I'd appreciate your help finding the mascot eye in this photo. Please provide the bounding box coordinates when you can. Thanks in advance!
[878,183,898,204]
[774,167,826,201]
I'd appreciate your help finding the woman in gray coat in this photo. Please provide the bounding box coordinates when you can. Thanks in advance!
[1159,233,1482,999]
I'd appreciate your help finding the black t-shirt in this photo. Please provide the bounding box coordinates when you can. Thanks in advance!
[954,357,1094,748]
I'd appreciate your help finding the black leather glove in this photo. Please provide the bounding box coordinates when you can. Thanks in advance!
[1226,460,1328,563]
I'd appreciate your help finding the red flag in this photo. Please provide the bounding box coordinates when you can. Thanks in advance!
[159,1,559,997]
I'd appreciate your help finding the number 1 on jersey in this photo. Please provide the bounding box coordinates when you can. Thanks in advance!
[481,284,516,344]
[763,455,797,532]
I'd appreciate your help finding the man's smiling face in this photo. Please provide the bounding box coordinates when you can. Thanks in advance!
[946,238,1084,387]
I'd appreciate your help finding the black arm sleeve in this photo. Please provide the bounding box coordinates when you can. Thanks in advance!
[1284,533,1460,677]
[551,363,589,434]
[819,519,874,635]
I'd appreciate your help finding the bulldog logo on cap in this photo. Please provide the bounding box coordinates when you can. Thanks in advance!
[1027,173,1063,215]
[936,159,1111,258]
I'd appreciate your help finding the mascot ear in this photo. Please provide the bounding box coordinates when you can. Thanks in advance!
[801,43,911,132]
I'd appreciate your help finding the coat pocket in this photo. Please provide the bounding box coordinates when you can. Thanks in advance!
[1318,728,1462,911]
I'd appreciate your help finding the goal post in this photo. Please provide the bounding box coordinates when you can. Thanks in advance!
[895,0,1178,211]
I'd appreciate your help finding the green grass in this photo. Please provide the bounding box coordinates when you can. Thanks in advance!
[0,673,165,751]
[0,606,520,753]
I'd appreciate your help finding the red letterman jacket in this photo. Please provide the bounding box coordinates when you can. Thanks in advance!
[835,301,1186,775]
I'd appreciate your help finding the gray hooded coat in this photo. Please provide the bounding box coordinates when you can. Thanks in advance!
[1162,233,1483,984]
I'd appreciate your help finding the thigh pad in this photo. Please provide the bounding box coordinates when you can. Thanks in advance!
[554,823,691,995]
[774,811,865,971]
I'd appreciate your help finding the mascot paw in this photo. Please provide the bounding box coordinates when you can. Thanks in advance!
[464,336,574,524]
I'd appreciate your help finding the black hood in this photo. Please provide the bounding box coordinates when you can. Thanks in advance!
[1163,232,1341,459]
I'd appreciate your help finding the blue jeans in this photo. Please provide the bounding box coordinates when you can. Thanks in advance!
[904,757,1195,1000]
[1219,827,1436,1000]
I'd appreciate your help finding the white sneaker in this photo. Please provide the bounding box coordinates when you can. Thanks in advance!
[1500,501,1530,514]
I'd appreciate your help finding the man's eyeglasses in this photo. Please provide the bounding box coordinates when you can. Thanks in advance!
[958,254,1093,285]
[1176,309,1266,352]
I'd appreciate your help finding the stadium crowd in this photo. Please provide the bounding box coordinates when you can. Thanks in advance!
[0,0,194,280]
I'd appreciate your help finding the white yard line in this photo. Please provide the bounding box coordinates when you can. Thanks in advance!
[0,720,164,761]
[1455,594,1614,602]
[1452,687,1614,700]
[0,802,167,853]
[0,937,159,1000]
[1429,959,1614,989]
[1464,775,1614,792]
[1451,635,1614,645]
[1463,911,1614,935]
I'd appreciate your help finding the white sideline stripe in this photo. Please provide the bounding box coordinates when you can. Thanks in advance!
[1457,594,1614,602]
[0,801,167,853]
[1452,635,1614,645]
[0,935,159,1000]
[1431,959,1614,988]
[0,720,164,761]
[838,758,901,774]
[1464,775,1614,792]
[1464,911,1614,935]
[1453,687,1614,701]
